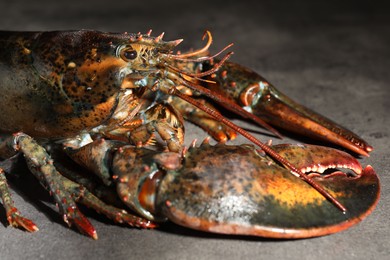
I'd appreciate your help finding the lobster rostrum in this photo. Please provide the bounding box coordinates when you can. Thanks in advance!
[0,30,379,239]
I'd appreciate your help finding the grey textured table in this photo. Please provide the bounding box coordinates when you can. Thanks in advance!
[0,1,389,259]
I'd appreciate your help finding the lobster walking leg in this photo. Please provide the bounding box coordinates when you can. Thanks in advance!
[58,174,157,231]
[0,168,38,232]
[0,133,97,238]
[1,133,156,238]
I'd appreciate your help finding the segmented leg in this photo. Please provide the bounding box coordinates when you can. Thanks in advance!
[171,96,237,142]
[68,182,157,229]
[5,133,97,238]
[0,168,38,232]
[53,139,157,230]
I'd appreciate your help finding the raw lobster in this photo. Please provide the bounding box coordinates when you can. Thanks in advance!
[0,30,379,239]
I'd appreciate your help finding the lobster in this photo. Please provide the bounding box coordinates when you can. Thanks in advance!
[0,30,380,239]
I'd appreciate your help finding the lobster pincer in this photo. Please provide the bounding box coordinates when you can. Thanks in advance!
[200,61,373,156]
[62,139,379,239]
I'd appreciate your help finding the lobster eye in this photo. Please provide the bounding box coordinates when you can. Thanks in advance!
[123,49,137,60]
[118,46,138,61]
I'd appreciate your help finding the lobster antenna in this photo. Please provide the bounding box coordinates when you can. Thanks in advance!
[173,88,347,212]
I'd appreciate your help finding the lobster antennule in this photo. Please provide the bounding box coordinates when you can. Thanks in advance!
[170,30,213,59]
[166,43,234,63]
[166,50,234,80]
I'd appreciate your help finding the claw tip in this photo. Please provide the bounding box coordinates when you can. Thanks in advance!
[31,225,39,232]
[92,231,98,240]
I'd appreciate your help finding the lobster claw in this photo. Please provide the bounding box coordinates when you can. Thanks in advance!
[207,61,373,156]
[156,143,379,239]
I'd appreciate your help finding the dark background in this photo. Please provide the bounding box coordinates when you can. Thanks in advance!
[0,0,389,259]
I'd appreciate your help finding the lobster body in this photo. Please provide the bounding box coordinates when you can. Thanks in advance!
[0,30,380,239]
[0,31,127,137]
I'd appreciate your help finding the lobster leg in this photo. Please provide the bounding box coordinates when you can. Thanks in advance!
[0,133,97,238]
[63,139,168,223]
[204,61,373,156]
[0,168,38,232]
[59,175,157,231]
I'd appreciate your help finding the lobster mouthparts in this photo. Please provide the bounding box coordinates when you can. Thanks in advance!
[157,143,380,239]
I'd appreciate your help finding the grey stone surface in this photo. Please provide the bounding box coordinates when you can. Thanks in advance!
[0,0,389,259]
